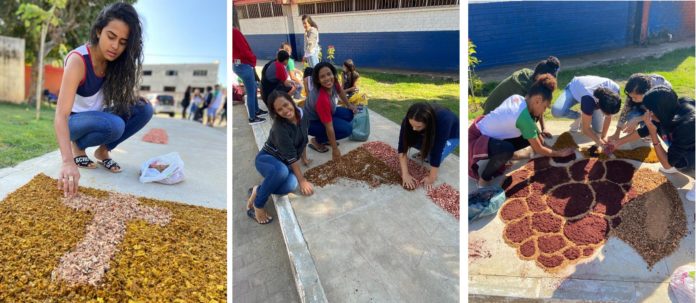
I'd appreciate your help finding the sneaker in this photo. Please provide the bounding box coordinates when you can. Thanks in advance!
[248,117,266,125]
[569,117,582,132]
[256,109,268,117]
[687,184,695,202]
[659,166,679,174]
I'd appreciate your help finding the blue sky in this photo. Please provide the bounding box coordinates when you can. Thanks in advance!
[134,0,227,84]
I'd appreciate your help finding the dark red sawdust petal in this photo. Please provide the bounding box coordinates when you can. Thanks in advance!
[531,212,563,233]
[547,183,593,217]
[563,247,581,261]
[526,191,548,212]
[520,239,536,258]
[507,184,530,199]
[530,166,570,192]
[500,199,528,222]
[582,247,595,257]
[504,216,534,244]
[605,160,636,184]
[502,169,530,192]
[552,153,576,164]
[527,157,552,172]
[538,235,567,254]
[591,181,625,216]
[537,254,565,268]
[570,158,605,182]
[564,215,608,246]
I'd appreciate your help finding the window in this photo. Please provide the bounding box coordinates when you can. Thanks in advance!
[193,70,208,76]
[143,70,152,76]
[236,2,284,19]
[163,86,176,92]
[300,0,459,15]
[166,70,178,76]
[140,85,150,91]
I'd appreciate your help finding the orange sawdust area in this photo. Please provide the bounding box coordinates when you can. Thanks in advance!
[554,131,659,163]
[0,174,226,302]
[305,146,402,188]
[499,156,686,272]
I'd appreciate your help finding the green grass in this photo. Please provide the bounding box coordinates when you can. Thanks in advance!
[469,47,695,120]
[361,71,460,123]
[0,102,57,168]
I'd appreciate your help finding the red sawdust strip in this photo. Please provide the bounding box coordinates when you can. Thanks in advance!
[531,212,563,233]
[500,199,527,222]
[53,194,171,286]
[504,216,533,244]
[538,235,567,254]
[591,181,625,216]
[547,183,594,218]
[570,159,605,182]
[142,128,169,144]
[563,214,608,245]
[604,160,636,184]
[427,184,460,220]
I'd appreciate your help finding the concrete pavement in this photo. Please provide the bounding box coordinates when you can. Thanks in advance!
[468,119,695,302]
[0,116,227,209]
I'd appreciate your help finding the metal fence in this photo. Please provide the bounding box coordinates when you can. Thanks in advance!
[298,0,458,15]
[236,1,284,19]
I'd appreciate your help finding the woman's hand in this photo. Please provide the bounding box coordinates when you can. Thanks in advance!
[540,131,553,139]
[332,146,341,161]
[302,158,313,167]
[58,162,80,198]
[643,112,657,134]
[299,179,314,196]
[402,173,417,190]
[623,118,640,134]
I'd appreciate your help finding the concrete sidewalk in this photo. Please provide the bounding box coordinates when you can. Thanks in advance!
[467,120,695,302]
[245,103,460,302]
[475,40,695,82]
[0,117,227,209]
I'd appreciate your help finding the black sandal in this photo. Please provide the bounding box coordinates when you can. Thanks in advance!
[246,208,273,224]
[98,158,122,173]
[74,155,96,168]
[308,143,329,153]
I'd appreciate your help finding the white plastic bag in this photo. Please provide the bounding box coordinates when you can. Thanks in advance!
[669,264,695,303]
[139,152,185,185]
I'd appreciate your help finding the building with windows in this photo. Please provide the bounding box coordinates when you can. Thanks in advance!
[139,62,220,107]
[234,0,459,72]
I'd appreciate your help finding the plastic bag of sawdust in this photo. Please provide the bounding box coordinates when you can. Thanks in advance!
[468,185,505,222]
[139,152,185,185]
[669,264,695,303]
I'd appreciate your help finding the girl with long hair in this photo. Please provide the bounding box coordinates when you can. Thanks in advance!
[54,3,150,197]
[342,59,360,99]
[302,15,320,67]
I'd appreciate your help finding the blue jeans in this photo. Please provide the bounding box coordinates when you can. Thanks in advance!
[254,150,298,208]
[619,107,645,128]
[307,52,319,67]
[412,138,460,164]
[69,100,153,151]
[233,63,258,120]
[551,88,604,133]
[308,107,354,144]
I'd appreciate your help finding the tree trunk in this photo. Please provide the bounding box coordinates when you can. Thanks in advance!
[35,21,48,120]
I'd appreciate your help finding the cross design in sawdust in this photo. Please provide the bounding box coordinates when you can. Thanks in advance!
[499,156,686,271]
[52,193,172,286]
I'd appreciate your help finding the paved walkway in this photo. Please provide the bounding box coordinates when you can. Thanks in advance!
[232,103,300,303]
[475,40,695,82]
[0,117,227,209]
[244,101,460,302]
[467,120,695,302]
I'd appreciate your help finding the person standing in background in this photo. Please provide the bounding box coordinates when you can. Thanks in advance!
[233,26,266,124]
[302,15,320,67]
[181,85,191,119]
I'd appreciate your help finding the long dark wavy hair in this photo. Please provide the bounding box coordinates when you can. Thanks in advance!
[90,2,143,116]
[402,102,438,159]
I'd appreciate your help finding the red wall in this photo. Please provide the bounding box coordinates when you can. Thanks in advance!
[25,64,64,97]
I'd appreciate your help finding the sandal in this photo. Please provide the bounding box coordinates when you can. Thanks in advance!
[74,155,96,168]
[246,208,273,224]
[308,143,329,153]
[98,158,122,173]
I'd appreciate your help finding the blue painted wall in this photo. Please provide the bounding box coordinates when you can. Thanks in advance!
[470,1,634,69]
[647,1,693,39]
[245,31,460,72]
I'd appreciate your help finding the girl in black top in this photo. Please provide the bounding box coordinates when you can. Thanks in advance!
[247,91,314,224]
[342,59,360,99]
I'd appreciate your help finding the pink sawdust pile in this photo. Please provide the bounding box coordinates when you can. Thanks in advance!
[52,193,172,286]
[362,141,459,220]
[142,128,169,144]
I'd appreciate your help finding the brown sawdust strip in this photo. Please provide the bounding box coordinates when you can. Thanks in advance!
[553,132,580,149]
[611,173,688,269]
[0,174,226,301]
[304,147,401,188]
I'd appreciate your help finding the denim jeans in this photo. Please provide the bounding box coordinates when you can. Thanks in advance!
[307,52,319,67]
[411,138,461,164]
[233,63,258,120]
[308,107,354,144]
[551,88,604,133]
[253,150,298,208]
[69,100,153,151]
